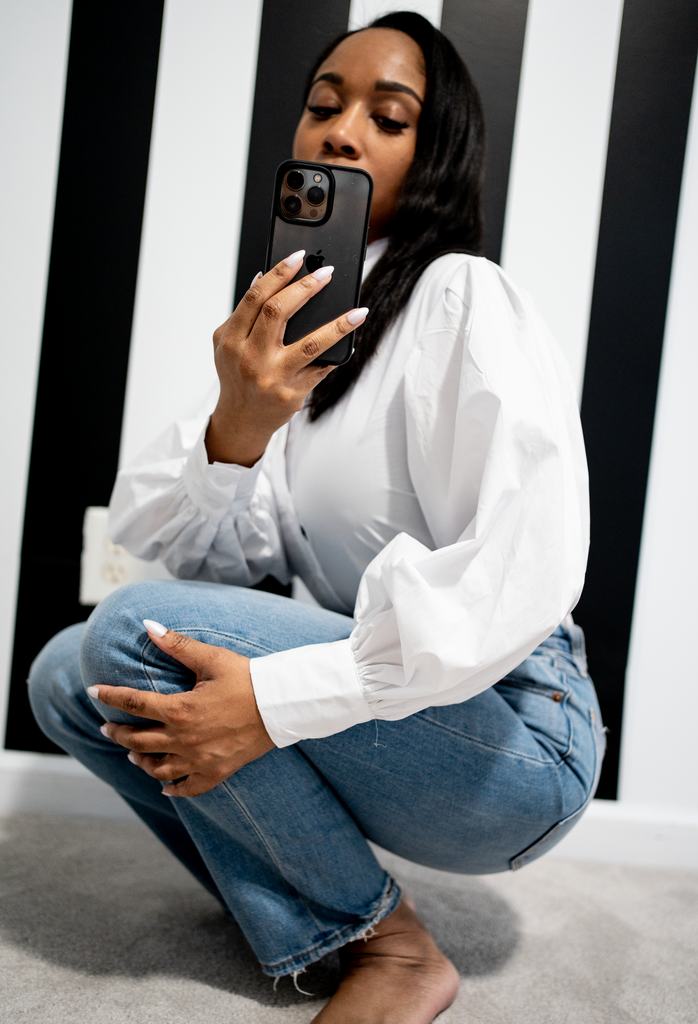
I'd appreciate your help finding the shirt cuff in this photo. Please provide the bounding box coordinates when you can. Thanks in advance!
[181,421,264,524]
[249,638,373,747]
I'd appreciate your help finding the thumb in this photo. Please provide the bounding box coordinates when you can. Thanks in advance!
[142,619,222,676]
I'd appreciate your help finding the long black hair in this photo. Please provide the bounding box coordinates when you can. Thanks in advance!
[307,11,485,420]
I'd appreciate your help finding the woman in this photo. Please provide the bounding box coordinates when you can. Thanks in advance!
[29,13,604,1023]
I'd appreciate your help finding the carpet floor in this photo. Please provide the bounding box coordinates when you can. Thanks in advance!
[0,814,696,1023]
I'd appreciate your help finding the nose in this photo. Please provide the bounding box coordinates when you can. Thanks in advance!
[321,105,363,159]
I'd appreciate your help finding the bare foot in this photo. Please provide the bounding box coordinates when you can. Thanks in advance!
[310,897,459,1024]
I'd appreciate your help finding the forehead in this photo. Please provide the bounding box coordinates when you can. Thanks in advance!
[317,28,426,89]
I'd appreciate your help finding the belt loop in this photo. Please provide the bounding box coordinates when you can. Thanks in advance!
[566,615,588,676]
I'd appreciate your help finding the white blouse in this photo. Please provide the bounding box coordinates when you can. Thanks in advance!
[109,241,589,748]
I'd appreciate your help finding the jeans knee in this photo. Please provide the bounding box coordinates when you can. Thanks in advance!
[27,622,85,737]
[79,580,168,690]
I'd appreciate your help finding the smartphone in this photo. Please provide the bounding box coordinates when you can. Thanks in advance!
[264,160,373,365]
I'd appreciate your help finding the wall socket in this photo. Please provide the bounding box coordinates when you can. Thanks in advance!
[80,506,173,606]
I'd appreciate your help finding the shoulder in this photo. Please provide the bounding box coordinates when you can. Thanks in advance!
[403,253,545,353]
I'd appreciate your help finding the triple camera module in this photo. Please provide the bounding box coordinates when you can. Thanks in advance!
[280,167,331,223]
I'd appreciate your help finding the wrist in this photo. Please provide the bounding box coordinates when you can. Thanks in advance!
[205,406,271,467]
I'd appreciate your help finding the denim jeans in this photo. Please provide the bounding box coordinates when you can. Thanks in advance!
[29,579,605,978]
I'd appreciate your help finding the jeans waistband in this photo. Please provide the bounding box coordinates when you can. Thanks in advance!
[545,616,588,677]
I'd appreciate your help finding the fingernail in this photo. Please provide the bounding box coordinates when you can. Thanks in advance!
[347,306,369,325]
[87,686,99,698]
[127,751,137,764]
[100,724,109,737]
[249,271,262,288]
[312,264,334,282]
[162,788,173,797]
[284,249,305,268]
[143,619,167,637]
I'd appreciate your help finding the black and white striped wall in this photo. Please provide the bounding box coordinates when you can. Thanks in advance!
[2,0,697,836]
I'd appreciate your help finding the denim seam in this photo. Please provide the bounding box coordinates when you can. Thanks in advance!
[170,627,276,655]
[416,712,564,767]
[553,660,574,760]
[260,874,401,978]
[139,629,276,690]
[218,783,327,935]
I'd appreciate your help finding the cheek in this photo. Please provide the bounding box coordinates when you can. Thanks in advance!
[373,139,416,203]
[292,118,318,159]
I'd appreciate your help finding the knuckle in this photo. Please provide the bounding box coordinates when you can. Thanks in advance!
[301,337,321,360]
[122,692,146,715]
[261,298,283,325]
[168,632,191,655]
[240,287,260,311]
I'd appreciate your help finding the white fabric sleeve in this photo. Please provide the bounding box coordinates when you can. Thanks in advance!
[109,404,291,586]
[251,257,590,746]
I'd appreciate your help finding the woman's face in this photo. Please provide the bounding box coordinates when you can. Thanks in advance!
[293,28,426,243]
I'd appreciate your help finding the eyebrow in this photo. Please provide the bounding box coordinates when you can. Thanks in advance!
[310,72,423,106]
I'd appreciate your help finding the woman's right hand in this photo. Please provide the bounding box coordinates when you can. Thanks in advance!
[205,250,368,467]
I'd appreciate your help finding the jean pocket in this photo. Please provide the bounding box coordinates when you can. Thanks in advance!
[509,707,606,871]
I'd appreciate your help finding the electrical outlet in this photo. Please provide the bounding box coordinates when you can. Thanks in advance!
[80,506,173,606]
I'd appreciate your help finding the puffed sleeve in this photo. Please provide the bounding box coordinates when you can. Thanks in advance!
[250,257,589,745]
[109,393,291,587]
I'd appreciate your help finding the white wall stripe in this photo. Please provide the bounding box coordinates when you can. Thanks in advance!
[348,0,443,31]
[0,0,73,742]
[501,0,623,398]
[618,56,698,813]
[118,0,263,469]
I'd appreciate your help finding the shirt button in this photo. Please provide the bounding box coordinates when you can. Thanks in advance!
[552,692,563,702]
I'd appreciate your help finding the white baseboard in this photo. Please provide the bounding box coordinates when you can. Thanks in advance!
[0,749,137,821]
[548,797,698,871]
[1,750,696,870]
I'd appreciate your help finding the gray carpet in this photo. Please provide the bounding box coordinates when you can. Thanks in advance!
[0,814,696,1023]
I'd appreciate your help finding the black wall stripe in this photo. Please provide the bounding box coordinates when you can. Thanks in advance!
[440,0,529,263]
[234,0,352,306]
[5,1,164,753]
[574,0,698,799]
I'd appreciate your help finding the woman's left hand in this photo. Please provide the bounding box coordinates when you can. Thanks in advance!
[89,626,275,797]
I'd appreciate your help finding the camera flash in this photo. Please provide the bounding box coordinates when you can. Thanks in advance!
[313,173,322,182]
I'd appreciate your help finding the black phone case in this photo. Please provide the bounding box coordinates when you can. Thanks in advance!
[264,160,373,365]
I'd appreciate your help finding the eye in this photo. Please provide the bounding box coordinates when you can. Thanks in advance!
[373,115,409,134]
[308,105,339,120]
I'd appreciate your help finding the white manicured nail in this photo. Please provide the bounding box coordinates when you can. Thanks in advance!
[100,724,109,737]
[127,751,137,764]
[143,619,167,638]
[347,306,369,325]
[284,249,305,267]
[249,271,262,288]
[87,686,99,699]
[312,264,334,282]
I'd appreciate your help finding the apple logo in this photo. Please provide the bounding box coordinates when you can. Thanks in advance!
[306,249,325,274]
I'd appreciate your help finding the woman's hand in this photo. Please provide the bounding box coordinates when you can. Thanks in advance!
[88,622,275,797]
[206,250,368,467]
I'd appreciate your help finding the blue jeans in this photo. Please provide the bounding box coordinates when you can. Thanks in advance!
[28,580,605,978]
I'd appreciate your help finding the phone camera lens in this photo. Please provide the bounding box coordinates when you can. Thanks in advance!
[307,186,325,206]
[286,170,305,191]
[283,194,302,216]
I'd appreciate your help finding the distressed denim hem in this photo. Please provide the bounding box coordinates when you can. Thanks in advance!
[259,874,402,979]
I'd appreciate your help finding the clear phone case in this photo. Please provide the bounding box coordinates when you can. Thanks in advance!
[264,160,373,365]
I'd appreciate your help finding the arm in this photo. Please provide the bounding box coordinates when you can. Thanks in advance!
[250,257,590,744]
[109,253,369,584]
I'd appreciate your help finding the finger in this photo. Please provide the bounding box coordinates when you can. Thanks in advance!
[128,751,191,782]
[285,306,369,372]
[87,683,172,721]
[140,620,229,678]
[100,722,173,752]
[248,265,336,349]
[234,250,306,333]
[163,772,222,798]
